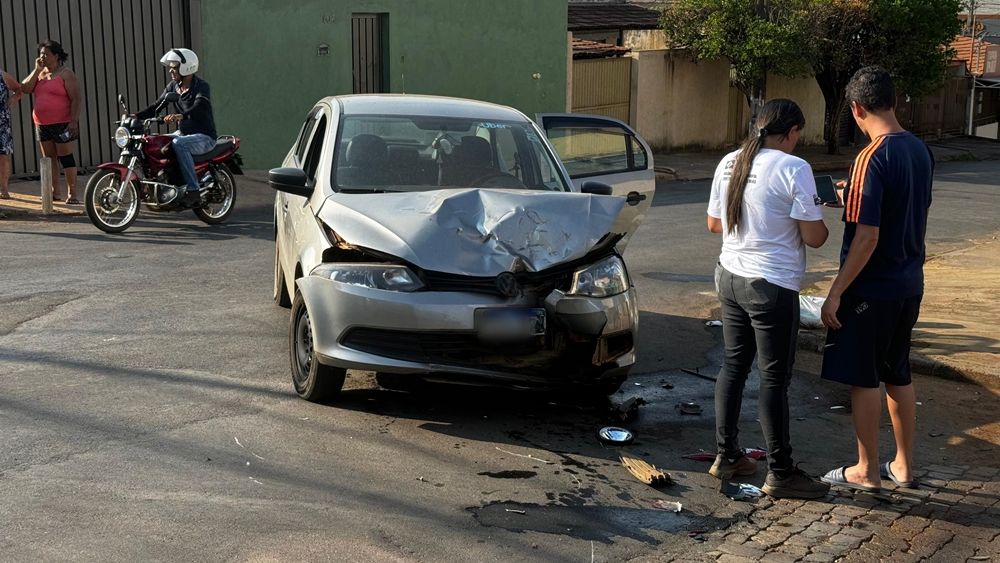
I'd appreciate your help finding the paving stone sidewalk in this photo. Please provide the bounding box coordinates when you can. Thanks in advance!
[661,464,999,562]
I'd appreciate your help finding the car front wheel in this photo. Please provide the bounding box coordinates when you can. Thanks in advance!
[289,291,346,402]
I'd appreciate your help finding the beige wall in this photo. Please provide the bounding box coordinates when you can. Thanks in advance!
[623,29,667,51]
[766,72,826,146]
[629,49,826,151]
[630,50,733,151]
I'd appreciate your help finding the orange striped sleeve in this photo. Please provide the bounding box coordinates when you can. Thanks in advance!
[846,137,885,223]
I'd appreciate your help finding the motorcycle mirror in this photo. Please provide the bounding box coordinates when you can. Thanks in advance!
[117,93,128,111]
[164,92,180,103]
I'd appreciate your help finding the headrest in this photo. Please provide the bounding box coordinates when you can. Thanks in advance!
[457,136,492,166]
[346,134,387,167]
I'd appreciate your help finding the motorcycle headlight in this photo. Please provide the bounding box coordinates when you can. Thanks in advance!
[114,126,130,148]
[568,255,629,298]
[310,264,424,292]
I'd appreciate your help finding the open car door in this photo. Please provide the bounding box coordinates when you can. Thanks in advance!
[536,113,655,249]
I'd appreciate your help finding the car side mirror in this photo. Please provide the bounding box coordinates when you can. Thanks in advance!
[269,167,313,197]
[581,181,613,196]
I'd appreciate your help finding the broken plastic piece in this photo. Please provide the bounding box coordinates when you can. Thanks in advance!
[678,401,702,415]
[721,481,764,501]
[609,397,646,423]
[743,448,768,460]
[682,450,716,462]
[597,426,634,446]
[650,499,682,512]
[705,320,723,327]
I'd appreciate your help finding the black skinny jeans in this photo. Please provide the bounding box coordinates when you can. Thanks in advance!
[714,265,800,476]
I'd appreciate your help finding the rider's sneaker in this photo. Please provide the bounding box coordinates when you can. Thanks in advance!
[709,452,758,480]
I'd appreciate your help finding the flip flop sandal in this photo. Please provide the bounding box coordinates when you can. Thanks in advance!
[66,198,81,205]
[881,461,919,489]
[820,466,881,493]
[0,193,11,199]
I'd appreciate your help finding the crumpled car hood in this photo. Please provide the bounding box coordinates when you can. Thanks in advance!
[317,189,626,276]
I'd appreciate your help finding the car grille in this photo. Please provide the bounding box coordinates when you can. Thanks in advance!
[418,268,573,297]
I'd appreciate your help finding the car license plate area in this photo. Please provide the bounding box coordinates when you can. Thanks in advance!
[476,308,546,341]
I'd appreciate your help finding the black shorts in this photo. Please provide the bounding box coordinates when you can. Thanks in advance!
[821,293,922,388]
[35,122,77,144]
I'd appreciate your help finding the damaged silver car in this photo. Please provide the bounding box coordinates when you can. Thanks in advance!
[270,95,654,401]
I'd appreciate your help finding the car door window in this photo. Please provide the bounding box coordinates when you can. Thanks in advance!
[546,125,639,178]
[295,110,320,165]
[303,115,328,182]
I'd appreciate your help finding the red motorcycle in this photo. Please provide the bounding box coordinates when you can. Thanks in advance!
[84,93,243,233]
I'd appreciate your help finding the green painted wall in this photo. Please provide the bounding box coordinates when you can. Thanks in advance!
[198,0,568,167]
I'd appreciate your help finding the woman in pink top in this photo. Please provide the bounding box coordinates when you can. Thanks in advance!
[21,40,82,204]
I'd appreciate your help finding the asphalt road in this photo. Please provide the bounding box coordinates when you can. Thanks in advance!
[0,160,996,561]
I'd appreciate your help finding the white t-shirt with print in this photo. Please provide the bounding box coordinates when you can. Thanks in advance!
[707,148,823,292]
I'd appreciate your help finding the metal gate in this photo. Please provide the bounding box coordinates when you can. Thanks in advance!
[351,13,387,94]
[0,0,191,176]
[571,57,631,124]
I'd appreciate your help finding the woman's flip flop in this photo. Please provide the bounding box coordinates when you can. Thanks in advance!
[820,466,881,493]
[881,461,919,489]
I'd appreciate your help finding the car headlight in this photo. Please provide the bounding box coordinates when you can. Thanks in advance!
[114,126,130,148]
[311,264,424,292]
[568,255,629,298]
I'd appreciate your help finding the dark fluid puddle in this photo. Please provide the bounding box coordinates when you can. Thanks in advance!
[467,500,730,545]
[478,470,538,479]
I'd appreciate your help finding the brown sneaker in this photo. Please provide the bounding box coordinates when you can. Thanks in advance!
[709,452,758,480]
[762,467,831,499]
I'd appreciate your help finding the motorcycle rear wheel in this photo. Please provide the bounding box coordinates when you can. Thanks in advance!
[194,166,236,225]
[84,170,140,234]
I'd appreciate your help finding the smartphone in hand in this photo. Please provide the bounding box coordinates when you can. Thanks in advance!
[814,175,840,205]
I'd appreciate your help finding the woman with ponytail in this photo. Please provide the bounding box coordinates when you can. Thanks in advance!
[706,99,830,499]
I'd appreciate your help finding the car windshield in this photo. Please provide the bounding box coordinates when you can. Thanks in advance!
[332,115,570,192]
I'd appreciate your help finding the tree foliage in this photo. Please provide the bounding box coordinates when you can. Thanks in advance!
[661,0,964,152]
[661,0,814,127]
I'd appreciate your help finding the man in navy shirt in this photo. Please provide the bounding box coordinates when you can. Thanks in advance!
[819,67,933,494]
[136,48,217,202]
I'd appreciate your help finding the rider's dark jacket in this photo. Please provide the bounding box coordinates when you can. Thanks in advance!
[136,76,216,138]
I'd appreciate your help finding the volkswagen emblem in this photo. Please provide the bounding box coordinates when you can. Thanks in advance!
[495,272,520,298]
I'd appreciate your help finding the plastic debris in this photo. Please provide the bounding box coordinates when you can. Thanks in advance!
[610,397,646,423]
[597,426,634,446]
[799,295,825,328]
[678,401,702,415]
[682,450,716,462]
[721,481,764,501]
[504,508,526,515]
[705,320,723,327]
[650,499,682,512]
[830,405,847,410]
[681,368,717,383]
[743,448,768,460]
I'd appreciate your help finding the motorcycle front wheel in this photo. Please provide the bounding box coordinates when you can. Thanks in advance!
[194,166,236,225]
[84,170,140,234]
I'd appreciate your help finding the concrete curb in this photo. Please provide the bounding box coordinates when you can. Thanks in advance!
[797,328,996,387]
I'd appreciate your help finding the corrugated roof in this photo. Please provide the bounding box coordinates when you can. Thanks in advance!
[568,3,662,32]
[571,38,632,59]
[951,36,991,75]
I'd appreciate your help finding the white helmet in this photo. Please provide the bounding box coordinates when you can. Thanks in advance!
[159,48,199,76]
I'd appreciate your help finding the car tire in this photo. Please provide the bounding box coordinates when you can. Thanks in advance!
[290,291,346,402]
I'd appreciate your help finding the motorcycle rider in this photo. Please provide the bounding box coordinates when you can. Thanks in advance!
[135,48,216,204]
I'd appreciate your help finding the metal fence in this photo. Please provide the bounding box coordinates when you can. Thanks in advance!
[0,0,191,176]
[571,57,632,124]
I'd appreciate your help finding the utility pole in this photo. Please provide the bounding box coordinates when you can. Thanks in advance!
[966,0,980,136]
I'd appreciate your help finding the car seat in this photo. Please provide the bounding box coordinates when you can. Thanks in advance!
[440,136,494,186]
[337,134,391,187]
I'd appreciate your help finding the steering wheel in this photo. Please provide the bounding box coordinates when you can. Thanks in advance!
[470,171,525,189]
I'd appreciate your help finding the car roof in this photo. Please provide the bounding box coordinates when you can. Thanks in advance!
[321,94,531,122]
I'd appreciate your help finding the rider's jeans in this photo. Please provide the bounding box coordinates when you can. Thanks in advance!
[171,132,216,191]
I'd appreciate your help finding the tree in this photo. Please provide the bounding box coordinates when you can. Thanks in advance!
[810,0,963,154]
[661,0,815,135]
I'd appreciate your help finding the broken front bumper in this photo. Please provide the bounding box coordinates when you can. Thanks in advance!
[295,275,638,387]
